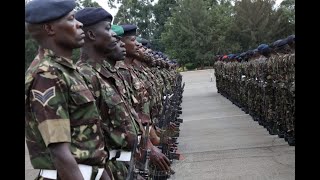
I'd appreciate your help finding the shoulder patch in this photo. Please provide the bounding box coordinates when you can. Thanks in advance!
[32,87,56,106]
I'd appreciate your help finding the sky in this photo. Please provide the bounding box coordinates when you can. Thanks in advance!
[93,0,284,17]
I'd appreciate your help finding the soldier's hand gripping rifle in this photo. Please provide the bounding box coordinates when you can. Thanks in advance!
[158,91,180,163]
[126,137,139,180]
[138,123,151,179]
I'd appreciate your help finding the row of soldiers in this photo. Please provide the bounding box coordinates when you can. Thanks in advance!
[214,35,295,146]
[25,1,184,180]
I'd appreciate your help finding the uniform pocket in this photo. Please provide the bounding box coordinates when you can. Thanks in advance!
[70,84,95,105]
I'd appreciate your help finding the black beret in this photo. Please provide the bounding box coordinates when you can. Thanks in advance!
[26,0,76,24]
[246,50,254,56]
[140,38,149,46]
[257,44,270,54]
[286,35,295,43]
[121,24,138,36]
[75,7,113,27]
[276,39,288,48]
[270,40,279,48]
[144,43,151,49]
[240,52,246,58]
[271,39,286,48]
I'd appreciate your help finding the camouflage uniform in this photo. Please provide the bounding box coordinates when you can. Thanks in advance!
[76,59,142,180]
[115,60,152,125]
[25,49,107,178]
[286,53,295,143]
[131,58,159,124]
[151,65,166,120]
[142,61,163,114]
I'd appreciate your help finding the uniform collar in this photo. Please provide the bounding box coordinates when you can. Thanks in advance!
[46,49,76,69]
[115,60,128,70]
[103,60,117,73]
[81,58,113,79]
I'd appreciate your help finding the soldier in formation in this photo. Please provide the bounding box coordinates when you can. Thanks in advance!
[214,35,295,146]
[25,1,184,179]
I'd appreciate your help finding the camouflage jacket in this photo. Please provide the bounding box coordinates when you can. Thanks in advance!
[25,49,107,169]
[159,68,172,93]
[151,67,165,95]
[76,59,141,151]
[131,59,160,120]
[114,60,151,125]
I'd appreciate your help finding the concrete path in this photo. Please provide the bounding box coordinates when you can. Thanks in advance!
[25,69,295,180]
[170,69,295,180]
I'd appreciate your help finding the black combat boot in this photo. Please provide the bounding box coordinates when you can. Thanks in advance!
[244,107,249,114]
[277,125,285,138]
[267,122,277,135]
[287,136,295,146]
[262,117,267,128]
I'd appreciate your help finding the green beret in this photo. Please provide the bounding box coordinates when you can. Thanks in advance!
[111,25,124,36]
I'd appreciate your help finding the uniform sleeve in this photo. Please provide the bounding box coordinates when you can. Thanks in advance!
[30,71,71,147]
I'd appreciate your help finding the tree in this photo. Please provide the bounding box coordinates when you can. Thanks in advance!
[152,0,177,51]
[272,0,295,38]
[114,0,155,40]
[25,31,38,71]
[230,0,279,50]
[75,0,101,10]
[161,0,235,68]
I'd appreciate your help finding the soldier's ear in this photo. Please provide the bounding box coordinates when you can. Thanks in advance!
[43,24,55,36]
[86,30,96,41]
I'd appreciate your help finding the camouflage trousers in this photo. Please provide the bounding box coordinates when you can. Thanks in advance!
[107,160,129,180]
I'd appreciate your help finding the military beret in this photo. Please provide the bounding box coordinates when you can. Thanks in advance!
[140,38,149,46]
[26,0,76,24]
[240,52,246,57]
[136,36,142,42]
[121,24,138,36]
[257,44,268,51]
[270,39,281,48]
[163,54,168,59]
[144,44,151,49]
[75,7,113,27]
[246,50,253,55]
[286,35,295,43]
[271,39,288,48]
[276,39,288,48]
[257,44,268,52]
[111,25,124,36]
[257,44,271,56]
[227,54,234,59]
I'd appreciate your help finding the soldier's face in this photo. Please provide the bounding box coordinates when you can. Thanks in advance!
[51,11,85,49]
[91,21,119,55]
[108,33,127,61]
[151,59,156,66]
[121,36,138,56]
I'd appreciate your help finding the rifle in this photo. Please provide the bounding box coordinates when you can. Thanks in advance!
[126,136,139,180]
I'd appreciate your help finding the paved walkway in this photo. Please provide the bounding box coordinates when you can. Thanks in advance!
[170,69,295,180]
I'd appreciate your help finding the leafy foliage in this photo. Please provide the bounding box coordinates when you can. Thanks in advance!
[25,0,295,71]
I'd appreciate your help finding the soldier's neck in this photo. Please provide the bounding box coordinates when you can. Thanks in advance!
[124,56,134,64]
[80,46,105,64]
[41,42,73,59]
[105,58,116,67]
